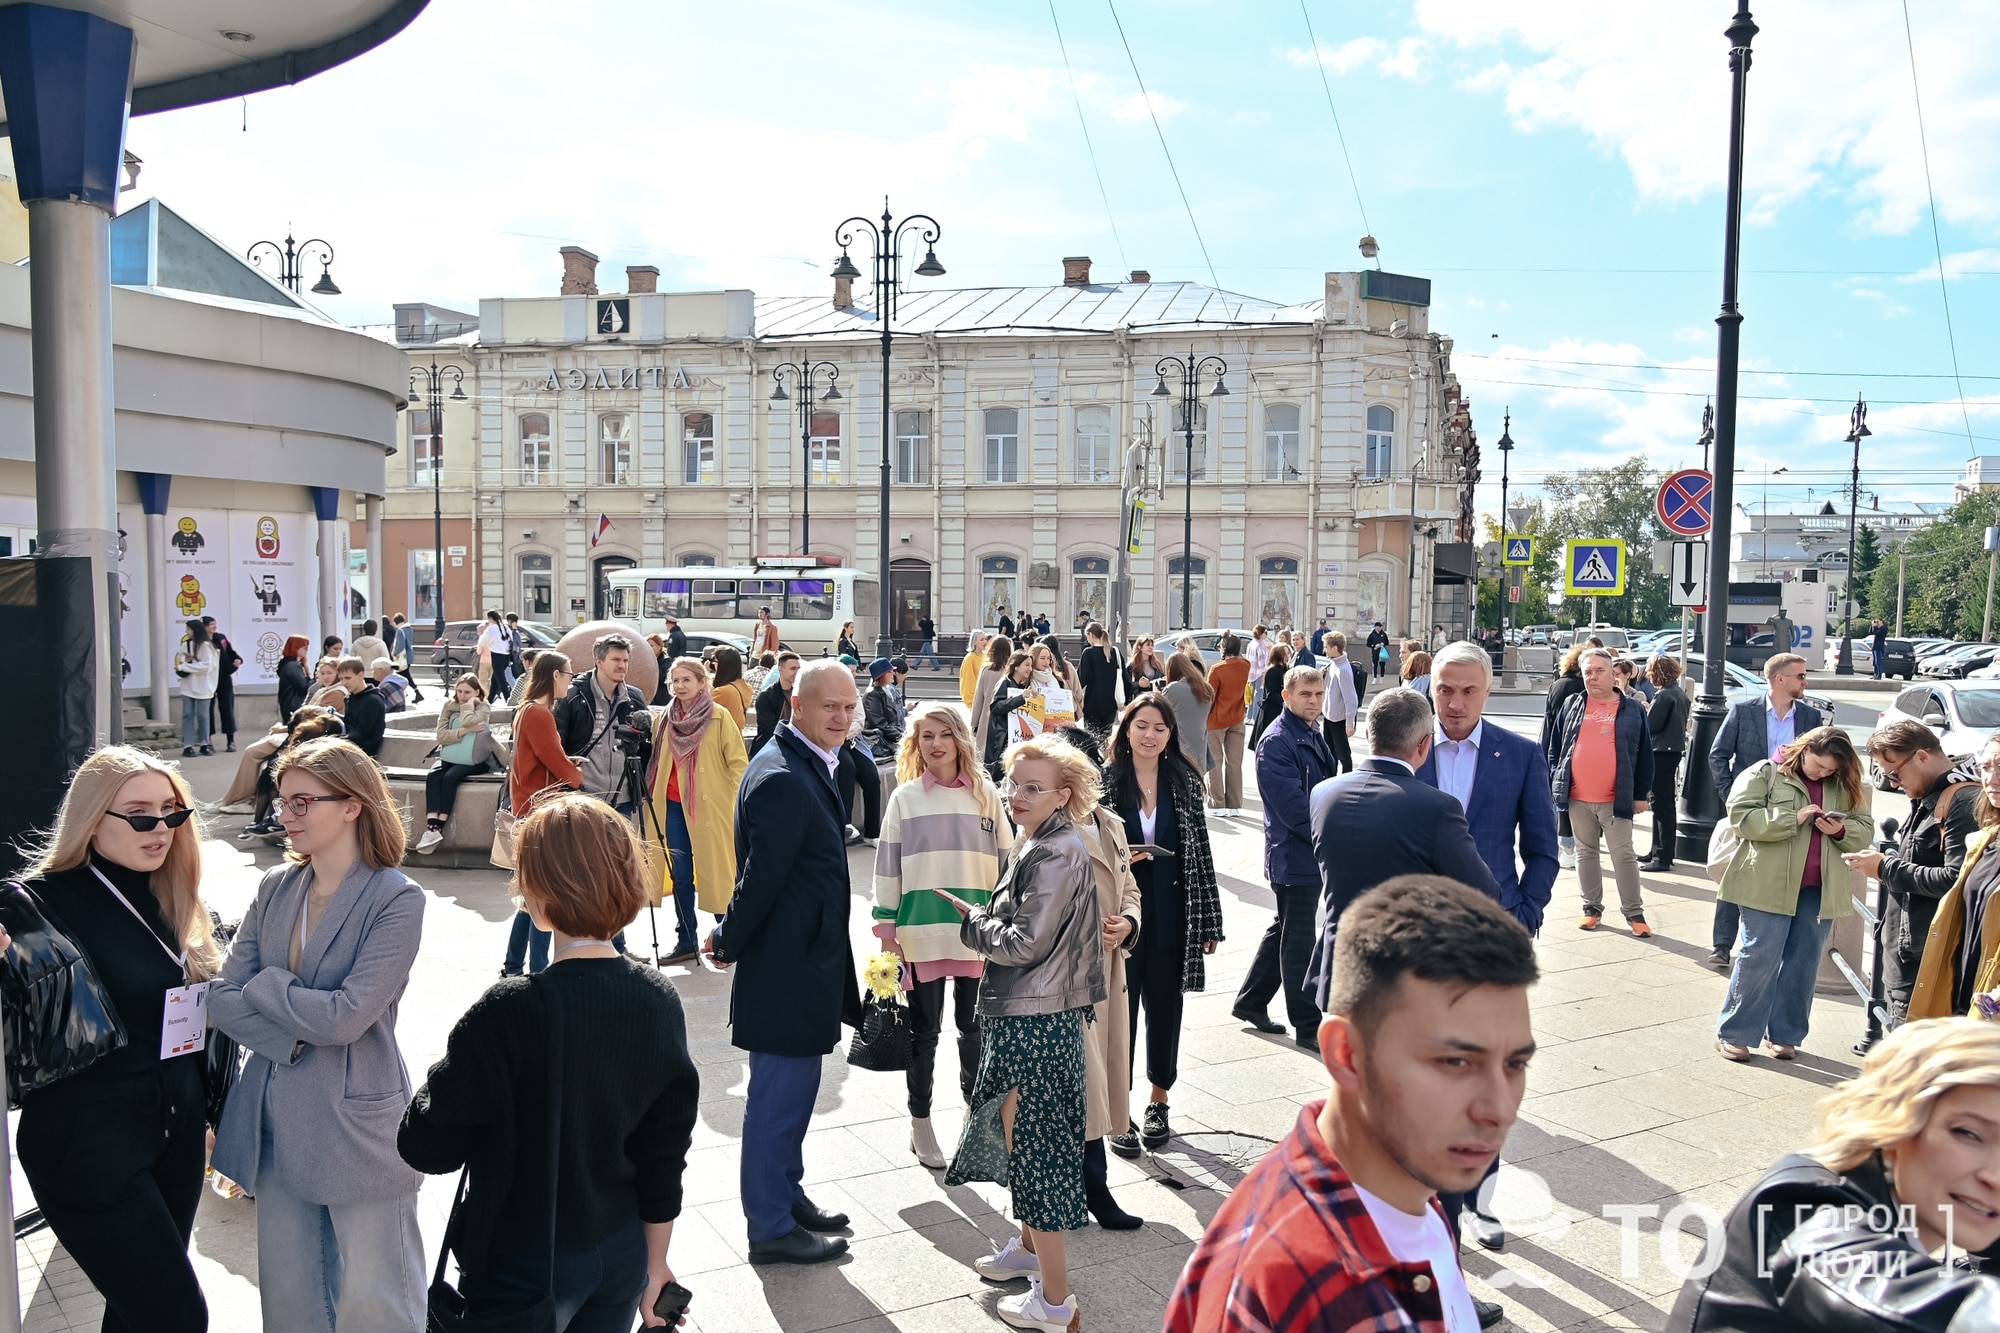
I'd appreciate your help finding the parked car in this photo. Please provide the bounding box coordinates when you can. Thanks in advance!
[1913,638,1965,660]
[1919,644,2000,679]
[1626,653,1837,728]
[1870,680,2000,786]
[1820,637,1917,679]
[426,619,565,682]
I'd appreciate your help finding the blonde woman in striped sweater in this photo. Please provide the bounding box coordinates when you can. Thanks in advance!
[873,702,1015,1169]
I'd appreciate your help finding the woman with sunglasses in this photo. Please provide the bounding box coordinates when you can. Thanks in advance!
[7,746,223,1333]
[504,652,586,976]
[210,737,428,1333]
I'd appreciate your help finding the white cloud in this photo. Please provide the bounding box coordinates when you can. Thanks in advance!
[1900,248,2000,282]
[1109,89,1185,122]
[1284,36,1427,80]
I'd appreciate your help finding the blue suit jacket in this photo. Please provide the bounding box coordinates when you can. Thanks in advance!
[1709,695,1824,798]
[1416,724,1559,934]
[1305,758,1502,1008]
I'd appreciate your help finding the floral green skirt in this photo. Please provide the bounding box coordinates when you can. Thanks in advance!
[945,1008,1089,1232]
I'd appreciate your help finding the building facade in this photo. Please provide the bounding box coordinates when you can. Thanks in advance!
[371,250,1478,644]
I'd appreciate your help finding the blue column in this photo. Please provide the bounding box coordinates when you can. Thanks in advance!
[136,472,173,724]
[311,485,344,653]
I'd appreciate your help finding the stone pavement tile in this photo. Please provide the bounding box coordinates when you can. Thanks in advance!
[800,1125,903,1186]
[1615,1069,1761,1119]
[668,1205,752,1278]
[850,1175,1009,1241]
[1176,1019,1297,1068]
[1574,1129,1753,1197]
[1115,1235,1196,1299]
[1520,1140,1686,1218]
[1651,1106,1808,1164]
[1176,1093,1307,1144]
[1458,1245,1634,1333]
[881,1294,1025,1332]
[1533,1033,1683,1081]
[1520,1045,1628,1099]
[1521,1086,1681,1142]
[832,1229,1000,1313]
[1173,1051,1325,1105]
[1542,1211,1706,1300]
[677,1256,889,1333]
[1064,1260,1185,1333]
[681,1143,747,1208]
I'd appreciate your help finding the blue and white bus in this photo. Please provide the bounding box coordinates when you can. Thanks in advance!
[602,557,878,658]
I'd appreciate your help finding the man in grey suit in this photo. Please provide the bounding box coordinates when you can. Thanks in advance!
[1305,687,1502,1008]
[1706,652,1823,967]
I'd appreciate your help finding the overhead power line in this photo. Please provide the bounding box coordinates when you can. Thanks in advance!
[1902,0,1978,457]
[1296,0,1371,240]
[1049,1,1128,274]
[1104,0,1217,286]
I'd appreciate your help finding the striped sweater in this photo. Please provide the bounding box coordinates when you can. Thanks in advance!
[872,773,1014,971]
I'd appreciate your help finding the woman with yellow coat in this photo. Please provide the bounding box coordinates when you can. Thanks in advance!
[645,656,746,965]
[1907,732,2000,1020]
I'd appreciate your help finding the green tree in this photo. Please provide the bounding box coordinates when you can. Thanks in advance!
[1854,523,1881,618]
[1530,455,1672,628]
[1860,493,2000,637]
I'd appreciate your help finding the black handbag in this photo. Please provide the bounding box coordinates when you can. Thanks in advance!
[846,991,914,1073]
[0,880,128,1107]
[427,984,564,1332]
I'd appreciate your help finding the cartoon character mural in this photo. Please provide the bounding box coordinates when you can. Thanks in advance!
[254,515,280,559]
[170,516,205,555]
[250,573,282,616]
[175,574,206,618]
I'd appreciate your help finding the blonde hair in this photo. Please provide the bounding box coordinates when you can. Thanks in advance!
[1806,1018,2000,1172]
[1001,735,1102,820]
[25,746,221,983]
[514,793,646,939]
[271,737,408,869]
[896,703,983,786]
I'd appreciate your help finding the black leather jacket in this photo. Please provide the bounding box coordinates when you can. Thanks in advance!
[1668,1153,2000,1331]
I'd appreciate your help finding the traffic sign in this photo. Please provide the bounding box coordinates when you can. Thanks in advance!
[1508,584,1522,602]
[1657,469,1715,537]
[1669,540,1708,608]
[1563,539,1626,596]
[1502,535,1534,566]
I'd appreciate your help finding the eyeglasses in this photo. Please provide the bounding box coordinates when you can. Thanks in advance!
[105,808,193,833]
[277,793,348,818]
[999,779,1062,801]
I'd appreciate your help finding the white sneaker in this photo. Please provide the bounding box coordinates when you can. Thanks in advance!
[910,1116,946,1169]
[997,1278,1078,1331]
[974,1235,1041,1281]
[415,827,444,853]
[1558,844,1577,870]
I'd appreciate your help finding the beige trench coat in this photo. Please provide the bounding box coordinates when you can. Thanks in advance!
[1082,806,1143,1141]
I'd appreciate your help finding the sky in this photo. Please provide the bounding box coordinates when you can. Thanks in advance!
[107,0,2000,530]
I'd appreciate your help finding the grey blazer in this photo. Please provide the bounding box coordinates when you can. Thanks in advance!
[210,860,426,1204]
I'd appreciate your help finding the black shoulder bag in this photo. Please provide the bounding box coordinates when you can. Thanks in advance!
[0,880,128,1107]
[427,983,565,1332]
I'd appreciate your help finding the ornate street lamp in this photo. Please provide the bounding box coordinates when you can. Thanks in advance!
[408,360,466,668]
[1495,411,1514,638]
[1152,349,1229,630]
[247,231,340,295]
[1836,395,1870,675]
[770,362,843,556]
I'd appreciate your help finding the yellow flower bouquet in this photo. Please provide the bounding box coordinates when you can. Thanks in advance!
[862,950,904,1001]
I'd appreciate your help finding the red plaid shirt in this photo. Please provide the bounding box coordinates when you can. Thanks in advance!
[1166,1100,1455,1333]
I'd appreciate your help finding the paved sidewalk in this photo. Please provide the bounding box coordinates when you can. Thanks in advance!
[12,744,1873,1332]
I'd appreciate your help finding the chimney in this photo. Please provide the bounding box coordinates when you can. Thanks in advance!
[1062,256,1092,287]
[625,265,658,294]
[833,274,854,309]
[559,245,599,296]
[1128,269,1151,284]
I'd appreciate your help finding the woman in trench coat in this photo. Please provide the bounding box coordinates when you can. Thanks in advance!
[1080,775,1145,1229]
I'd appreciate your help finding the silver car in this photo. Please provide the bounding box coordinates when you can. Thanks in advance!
[1870,681,2000,786]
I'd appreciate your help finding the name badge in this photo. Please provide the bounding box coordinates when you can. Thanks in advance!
[162,981,210,1059]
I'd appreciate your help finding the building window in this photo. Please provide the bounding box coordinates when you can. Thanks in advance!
[519,553,554,620]
[984,407,1020,484]
[1073,405,1114,482]
[411,549,440,626]
[1258,556,1300,628]
[1263,404,1301,482]
[1365,404,1394,479]
[894,409,930,485]
[1072,555,1110,631]
[599,413,631,485]
[520,413,554,485]
[679,552,716,567]
[1167,554,1207,629]
[809,411,841,482]
[409,409,439,485]
[1164,404,1207,482]
[980,554,1019,627]
[682,411,715,485]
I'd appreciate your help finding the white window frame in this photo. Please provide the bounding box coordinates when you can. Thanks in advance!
[409,408,439,485]
[1073,404,1113,483]
[809,410,842,483]
[1165,403,1208,482]
[681,411,716,484]
[599,413,632,486]
[984,407,1020,484]
[520,414,554,486]
[1263,403,1301,482]
[894,409,930,485]
[1366,404,1395,479]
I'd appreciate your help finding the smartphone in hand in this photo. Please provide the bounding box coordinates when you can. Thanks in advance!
[1130,843,1175,860]
[653,1280,693,1324]
[931,888,976,915]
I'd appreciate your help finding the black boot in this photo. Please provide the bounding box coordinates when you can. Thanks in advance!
[1085,1176,1143,1230]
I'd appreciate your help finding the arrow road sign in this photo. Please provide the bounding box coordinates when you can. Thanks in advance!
[1657,469,1715,537]
[1502,535,1534,566]
[1564,539,1626,597]
[1669,540,1708,607]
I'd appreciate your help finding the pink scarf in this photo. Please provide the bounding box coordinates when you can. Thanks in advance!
[663,686,715,824]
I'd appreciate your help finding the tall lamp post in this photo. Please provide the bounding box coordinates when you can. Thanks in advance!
[246,231,341,295]
[409,360,465,670]
[1835,395,1870,674]
[831,201,945,657]
[769,361,842,556]
[1678,0,1759,863]
[1151,349,1229,630]
[1495,411,1514,639]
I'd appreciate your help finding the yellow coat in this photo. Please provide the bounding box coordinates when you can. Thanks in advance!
[959,650,985,707]
[642,711,747,914]
[1908,827,2000,1021]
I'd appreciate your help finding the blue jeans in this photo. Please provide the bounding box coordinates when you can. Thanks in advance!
[1718,885,1830,1048]
[666,798,697,953]
[914,639,943,669]
[504,909,550,974]
[180,695,211,749]
[741,1051,821,1242]
[1713,900,1742,957]
[461,1214,648,1333]
[1871,646,1885,679]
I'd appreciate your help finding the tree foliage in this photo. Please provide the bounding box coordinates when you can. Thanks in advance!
[1861,492,2000,639]
[1518,455,1672,628]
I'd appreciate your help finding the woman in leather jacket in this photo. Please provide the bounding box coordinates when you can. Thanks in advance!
[939,735,1108,1333]
[1668,1017,2000,1331]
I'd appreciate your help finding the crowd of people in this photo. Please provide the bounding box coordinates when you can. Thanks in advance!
[24,612,2000,1330]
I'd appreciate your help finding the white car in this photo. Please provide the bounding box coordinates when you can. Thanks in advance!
[1869,680,2000,786]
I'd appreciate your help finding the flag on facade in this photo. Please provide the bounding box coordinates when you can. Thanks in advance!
[591,513,613,548]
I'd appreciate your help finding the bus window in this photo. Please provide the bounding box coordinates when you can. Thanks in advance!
[786,579,834,620]
[854,578,880,622]
[643,578,690,620]
[736,579,786,618]
[691,579,737,619]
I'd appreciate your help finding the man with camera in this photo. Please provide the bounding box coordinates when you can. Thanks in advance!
[554,633,653,813]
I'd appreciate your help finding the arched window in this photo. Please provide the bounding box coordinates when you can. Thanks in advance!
[984,407,1020,483]
[1074,405,1114,482]
[981,554,1019,626]
[678,552,716,567]
[1167,554,1207,629]
[1072,556,1110,629]
[1263,404,1301,481]
[1366,404,1395,479]
[1165,404,1207,481]
[682,412,715,484]
[599,413,631,485]
[520,413,553,485]
[809,411,841,482]
[1258,556,1300,628]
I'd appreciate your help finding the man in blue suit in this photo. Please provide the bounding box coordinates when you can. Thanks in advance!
[1305,687,1500,1008]
[1705,652,1822,967]
[705,659,863,1264]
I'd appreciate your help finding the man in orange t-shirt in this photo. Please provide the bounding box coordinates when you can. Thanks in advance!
[1548,648,1655,935]
[1206,631,1254,816]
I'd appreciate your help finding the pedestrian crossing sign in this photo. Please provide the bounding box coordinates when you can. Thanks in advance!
[1563,539,1626,596]
[1502,535,1533,566]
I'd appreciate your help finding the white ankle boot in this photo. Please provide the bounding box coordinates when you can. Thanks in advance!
[910,1116,946,1169]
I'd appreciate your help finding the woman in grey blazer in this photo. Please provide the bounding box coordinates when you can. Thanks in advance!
[210,738,427,1333]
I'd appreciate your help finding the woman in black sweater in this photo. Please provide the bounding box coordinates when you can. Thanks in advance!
[6,746,225,1333]
[401,793,699,1330]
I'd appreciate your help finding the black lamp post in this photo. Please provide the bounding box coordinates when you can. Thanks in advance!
[1678,0,1759,863]
[247,231,340,295]
[1835,395,1870,675]
[1152,348,1229,630]
[1495,411,1514,638]
[769,361,843,556]
[831,201,945,657]
[409,360,466,668]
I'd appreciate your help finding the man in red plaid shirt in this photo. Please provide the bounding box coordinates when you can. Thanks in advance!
[1167,877,1538,1332]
